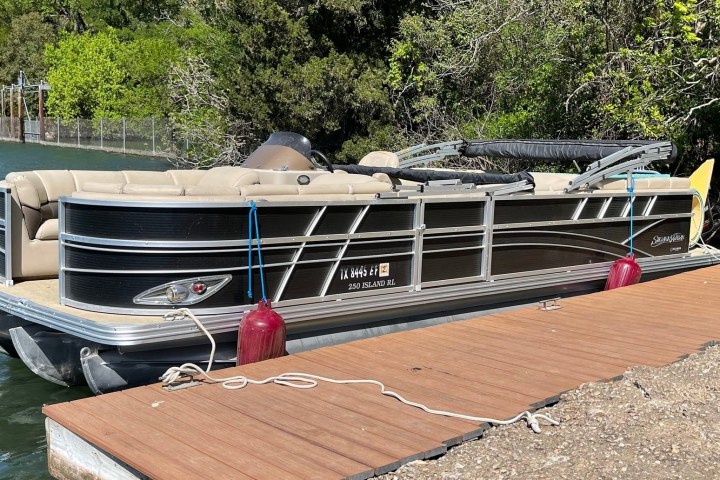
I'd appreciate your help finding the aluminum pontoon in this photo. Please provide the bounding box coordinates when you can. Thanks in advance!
[0,132,716,393]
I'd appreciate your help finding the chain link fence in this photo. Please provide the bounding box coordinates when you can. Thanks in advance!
[0,117,187,157]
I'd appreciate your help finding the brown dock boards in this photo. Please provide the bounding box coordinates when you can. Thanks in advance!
[44,264,720,480]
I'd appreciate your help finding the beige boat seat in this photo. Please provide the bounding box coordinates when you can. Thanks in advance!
[304,171,393,194]
[3,167,251,279]
[531,172,692,193]
[358,151,399,168]
[530,172,576,193]
[596,176,691,191]
[2,166,392,279]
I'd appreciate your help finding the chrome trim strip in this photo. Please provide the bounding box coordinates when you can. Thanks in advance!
[621,219,664,246]
[423,225,487,235]
[412,203,424,290]
[61,251,416,275]
[422,245,484,254]
[274,206,327,302]
[645,195,658,216]
[493,229,653,256]
[62,196,386,209]
[492,213,690,230]
[572,198,588,221]
[2,187,12,285]
[491,241,650,258]
[320,205,370,297]
[59,230,416,248]
[2,252,714,346]
[483,197,495,278]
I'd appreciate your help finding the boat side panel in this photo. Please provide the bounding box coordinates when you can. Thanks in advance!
[60,199,423,313]
[58,193,692,315]
[491,193,692,276]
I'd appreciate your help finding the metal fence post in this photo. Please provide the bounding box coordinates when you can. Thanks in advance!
[57,118,60,144]
[123,117,126,153]
[100,118,103,148]
[76,117,80,146]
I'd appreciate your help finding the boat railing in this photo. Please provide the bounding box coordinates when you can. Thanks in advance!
[564,142,673,192]
[396,141,465,168]
[394,139,675,195]
[376,179,534,199]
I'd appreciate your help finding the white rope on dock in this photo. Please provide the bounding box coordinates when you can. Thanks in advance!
[160,308,560,433]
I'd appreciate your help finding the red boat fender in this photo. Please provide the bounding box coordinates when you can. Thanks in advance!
[604,254,642,290]
[237,300,286,365]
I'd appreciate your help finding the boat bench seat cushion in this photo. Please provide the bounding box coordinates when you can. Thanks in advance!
[532,172,692,192]
[196,166,260,188]
[184,185,241,196]
[530,173,575,192]
[122,184,185,196]
[82,181,125,194]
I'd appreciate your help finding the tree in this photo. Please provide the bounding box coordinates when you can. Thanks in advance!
[166,1,412,166]
[563,0,720,174]
[44,27,178,119]
[0,12,56,85]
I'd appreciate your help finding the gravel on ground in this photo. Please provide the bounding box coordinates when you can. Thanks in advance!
[376,344,720,480]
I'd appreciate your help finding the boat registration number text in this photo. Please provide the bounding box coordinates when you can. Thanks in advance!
[339,263,396,291]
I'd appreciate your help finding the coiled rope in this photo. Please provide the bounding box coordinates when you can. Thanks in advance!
[160,309,559,434]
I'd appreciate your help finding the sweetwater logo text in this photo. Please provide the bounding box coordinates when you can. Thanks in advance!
[650,232,685,248]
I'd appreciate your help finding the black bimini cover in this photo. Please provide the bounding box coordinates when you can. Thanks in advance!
[335,164,535,187]
[462,139,677,163]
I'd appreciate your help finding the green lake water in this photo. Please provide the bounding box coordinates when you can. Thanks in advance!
[0,141,170,479]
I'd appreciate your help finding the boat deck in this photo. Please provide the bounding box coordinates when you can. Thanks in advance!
[43,265,720,480]
[0,279,164,325]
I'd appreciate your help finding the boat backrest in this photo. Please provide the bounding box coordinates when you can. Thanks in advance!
[4,167,395,241]
[531,172,692,193]
[358,151,400,168]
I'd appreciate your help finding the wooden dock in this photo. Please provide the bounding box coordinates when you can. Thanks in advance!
[43,265,720,480]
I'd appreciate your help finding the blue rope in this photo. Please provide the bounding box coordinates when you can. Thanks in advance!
[247,201,267,302]
[628,174,635,255]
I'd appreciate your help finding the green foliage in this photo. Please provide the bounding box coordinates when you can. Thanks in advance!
[1,0,718,174]
[0,12,56,85]
[45,27,178,119]
[45,30,126,118]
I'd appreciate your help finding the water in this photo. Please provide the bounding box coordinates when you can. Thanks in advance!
[0,141,171,479]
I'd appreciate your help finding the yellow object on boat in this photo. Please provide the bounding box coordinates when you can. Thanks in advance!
[689,158,715,246]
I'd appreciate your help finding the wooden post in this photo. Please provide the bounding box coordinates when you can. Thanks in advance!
[9,87,14,138]
[17,86,24,142]
[38,82,45,142]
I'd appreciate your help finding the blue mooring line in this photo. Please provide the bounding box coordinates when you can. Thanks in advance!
[628,174,635,255]
[247,201,268,302]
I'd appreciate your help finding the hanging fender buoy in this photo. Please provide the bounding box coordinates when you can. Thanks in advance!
[605,253,642,290]
[237,300,286,365]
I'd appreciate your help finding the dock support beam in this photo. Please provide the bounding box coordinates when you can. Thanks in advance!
[46,418,148,480]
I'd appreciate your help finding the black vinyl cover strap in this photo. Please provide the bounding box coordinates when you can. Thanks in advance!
[461,139,676,163]
[334,164,535,187]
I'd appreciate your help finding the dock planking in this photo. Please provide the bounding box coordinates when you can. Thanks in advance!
[44,264,720,480]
